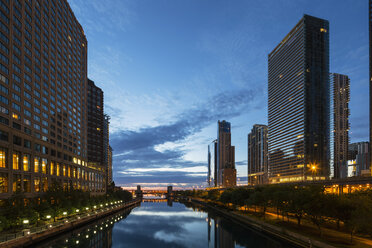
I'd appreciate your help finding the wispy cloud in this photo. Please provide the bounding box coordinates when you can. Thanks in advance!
[112,88,261,186]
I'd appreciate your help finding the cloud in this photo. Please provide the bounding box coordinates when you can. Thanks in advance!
[111,88,261,186]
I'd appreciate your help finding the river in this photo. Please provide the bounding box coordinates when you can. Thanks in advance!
[34,199,298,248]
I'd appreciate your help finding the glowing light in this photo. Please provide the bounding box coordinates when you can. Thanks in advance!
[23,220,29,224]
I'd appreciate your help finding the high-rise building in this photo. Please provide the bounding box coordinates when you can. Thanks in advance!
[103,114,111,187]
[0,0,106,199]
[108,145,113,185]
[248,124,268,185]
[330,73,350,179]
[216,120,236,187]
[348,142,370,177]
[87,79,104,169]
[369,0,372,174]
[268,15,330,183]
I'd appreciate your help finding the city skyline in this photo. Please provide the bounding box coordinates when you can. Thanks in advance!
[69,0,369,188]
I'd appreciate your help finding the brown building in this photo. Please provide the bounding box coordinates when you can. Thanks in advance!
[330,73,350,179]
[248,124,268,185]
[216,120,236,187]
[0,0,105,199]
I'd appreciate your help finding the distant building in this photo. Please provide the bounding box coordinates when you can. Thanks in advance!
[103,114,112,188]
[330,73,350,179]
[247,124,268,185]
[268,15,330,183]
[216,120,236,187]
[348,142,370,177]
[108,146,113,185]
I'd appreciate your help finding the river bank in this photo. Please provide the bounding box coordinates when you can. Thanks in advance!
[0,199,141,248]
[190,198,336,248]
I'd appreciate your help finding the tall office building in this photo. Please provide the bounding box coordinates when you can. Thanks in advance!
[216,120,236,187]
[87,79,104,168]
[248,124,268,185]
[268,15,330,183]
[0,0,106,199]
[330,73,350,179]
[103,114,112,187]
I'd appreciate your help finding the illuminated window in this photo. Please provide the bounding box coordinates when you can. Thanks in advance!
[68,166,71,177]
[0,148,6,168]
[50,161,54,175]
[12,152,20,170]
[12,174,21,192]
[63,165,66,177]
[34,157,40,173]
[320,28,327,33]
[0,173,8,193]
[12,113,20,120]
[56,163,60,176]
[23,154,30,171]
[34,177,40,192]
[73,167,76,178]
[41,158,47,174]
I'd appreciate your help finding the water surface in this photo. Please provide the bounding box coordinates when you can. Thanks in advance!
[35,200,298,248]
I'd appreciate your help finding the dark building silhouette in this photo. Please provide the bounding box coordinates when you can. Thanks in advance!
[103,114,112,188]
[248,124,268,185]
[216,120,236,187]
[268,15,330,183]
[87,79,104,171]
[330,73,350,179]
[0,0,106,198]
[348,142,370,177]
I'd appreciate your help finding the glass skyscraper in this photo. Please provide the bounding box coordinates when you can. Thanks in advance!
[268,15,330,183]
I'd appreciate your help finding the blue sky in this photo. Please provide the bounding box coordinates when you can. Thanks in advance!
[69,0,369,189]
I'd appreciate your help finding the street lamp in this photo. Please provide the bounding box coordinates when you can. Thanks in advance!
[63,212,67,215]
[310,163,317,181]
[23,219,29,224]
[46,215,51,219]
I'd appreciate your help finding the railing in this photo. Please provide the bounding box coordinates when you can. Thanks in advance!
[0,199,140,243]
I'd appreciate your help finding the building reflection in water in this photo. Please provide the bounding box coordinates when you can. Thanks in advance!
[207,215,234,248]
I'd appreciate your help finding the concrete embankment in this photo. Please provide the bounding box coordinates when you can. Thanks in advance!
[191,198,336,248]
[0,199,141,248]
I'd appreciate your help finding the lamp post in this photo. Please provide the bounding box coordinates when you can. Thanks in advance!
[310,163,317,181]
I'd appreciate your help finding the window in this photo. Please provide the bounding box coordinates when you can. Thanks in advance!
[0,147,6,168]
[12,174,21,193]
[0,172,8,193]
[42,177,47,192]
[23,154,30,171]
[56,163,60,176]
[41,158,47,174]
[50,161,54,175]
[0,130,7,141]
[34,156,40,173]
[24,139,31,148]
[12,152,20,170]
[34,177,40,192]
[23,175,30,193]
[13,135,22,146]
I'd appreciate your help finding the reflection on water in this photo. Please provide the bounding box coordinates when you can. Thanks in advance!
[35,199,297,248]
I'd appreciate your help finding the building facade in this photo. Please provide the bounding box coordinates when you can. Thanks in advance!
[103,114,112,188]
[330,73,350,179]
[268,15,330,183]
[247,124,268,185]
[87,79,104,169]
[0,0,106,199]
[216,120,236,187]
[348,142,370,177]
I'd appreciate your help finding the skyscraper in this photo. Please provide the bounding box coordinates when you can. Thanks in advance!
[0,0,106,198]
[248,124,268,185]
[87,79,104,171]
[268,15,330,183]
[216,120,236,187]
[103,114,111,188]
[330,73,350,179]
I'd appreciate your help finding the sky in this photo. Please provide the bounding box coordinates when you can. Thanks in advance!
[68,0,369,189]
